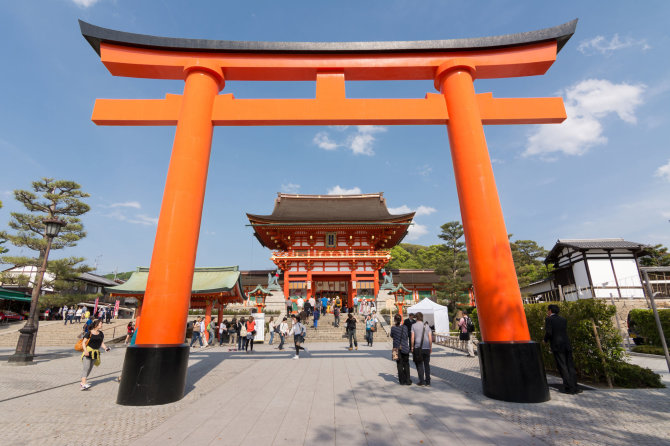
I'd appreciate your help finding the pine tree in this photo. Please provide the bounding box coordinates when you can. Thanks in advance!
[0,178,91,285]
[0,199,7,254]
[434,221,471,304]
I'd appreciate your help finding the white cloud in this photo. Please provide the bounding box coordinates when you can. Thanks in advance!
[388,204,437,217]
[72,0,100,6]
[387,205,412,214]
[578,34,650,55]
[524,79,645,158]
[327,185,362,195]
[106,210,157,226]
[405,223,429,241]
[313,126,387,156]
[313,132,339,151]
[655,159,670,182]
[127,214,159,226]
[417,164,433,176]
[109,201,141,209]
[281,183,301,193]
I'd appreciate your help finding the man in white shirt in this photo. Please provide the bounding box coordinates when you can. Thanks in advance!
[278,317,289,350]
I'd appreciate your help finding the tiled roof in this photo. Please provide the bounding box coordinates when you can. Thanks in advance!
[546,238,649,264]
[247,193,414,223]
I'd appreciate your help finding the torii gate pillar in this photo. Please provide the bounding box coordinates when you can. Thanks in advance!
[437,60,548,402]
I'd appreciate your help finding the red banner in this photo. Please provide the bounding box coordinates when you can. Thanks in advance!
[114,300,120,318]
[93,297,99,316]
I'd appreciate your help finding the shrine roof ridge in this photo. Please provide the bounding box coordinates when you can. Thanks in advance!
[247,192,415,223]
[79,19,577,57]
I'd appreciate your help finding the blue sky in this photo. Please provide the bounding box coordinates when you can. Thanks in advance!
[1,1,669,274]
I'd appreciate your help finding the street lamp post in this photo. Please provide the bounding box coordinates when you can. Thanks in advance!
[8,218,66,364]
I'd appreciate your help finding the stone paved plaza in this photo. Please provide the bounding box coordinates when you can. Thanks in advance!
[0,341,668,446]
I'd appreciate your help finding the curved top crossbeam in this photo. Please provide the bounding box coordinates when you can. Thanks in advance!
[80,19,577,57]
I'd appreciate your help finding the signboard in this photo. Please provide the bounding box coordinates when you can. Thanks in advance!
[253,312,265,342]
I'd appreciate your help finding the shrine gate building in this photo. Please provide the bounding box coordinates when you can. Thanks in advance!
[247,193,414,308]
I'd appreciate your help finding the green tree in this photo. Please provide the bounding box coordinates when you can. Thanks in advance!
[387,245,422,269]
[0,199,7,254]
[509,238,553,288]
[640,244,670,267]
[434,221,471,304]
[0,178,92,289]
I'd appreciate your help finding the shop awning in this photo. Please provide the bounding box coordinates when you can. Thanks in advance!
[0,287,31,302]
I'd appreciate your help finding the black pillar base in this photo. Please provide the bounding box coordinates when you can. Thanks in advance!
[478,341,550,403]
[117,344,189,406]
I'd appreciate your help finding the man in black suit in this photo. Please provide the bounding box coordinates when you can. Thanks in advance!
[544,304,581,394]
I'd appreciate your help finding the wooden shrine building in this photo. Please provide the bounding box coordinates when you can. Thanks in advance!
[107,266,245,339]
[247,193,414,308]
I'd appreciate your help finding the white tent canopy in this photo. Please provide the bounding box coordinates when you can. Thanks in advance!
[406,298,450,333]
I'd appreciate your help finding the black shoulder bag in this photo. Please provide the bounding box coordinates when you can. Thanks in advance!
[412,323,427,363]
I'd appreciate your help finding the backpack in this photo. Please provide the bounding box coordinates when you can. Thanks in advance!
[465,316,475,333]
[274,324,281,334]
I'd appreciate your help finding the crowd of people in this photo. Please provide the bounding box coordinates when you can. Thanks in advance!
[59,304,116,325]
[286,295,377,320]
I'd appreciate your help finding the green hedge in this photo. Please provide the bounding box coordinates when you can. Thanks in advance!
[632,345,666,356]
[472,300,663,388]
[628,309,670,347]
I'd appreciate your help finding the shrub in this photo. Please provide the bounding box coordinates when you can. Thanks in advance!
[632,345,666,356]
[609,361,663,388]
[472,300,663,388]
[628,309,670,347]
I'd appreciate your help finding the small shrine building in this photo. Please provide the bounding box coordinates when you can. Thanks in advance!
[247,193,414,308]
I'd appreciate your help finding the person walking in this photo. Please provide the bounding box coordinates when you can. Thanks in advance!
[411,312,432,386]
[288,315,306,360]
[75,307,83,324]
[365,314,375,347]
[458,312,475,357]
[66,307,75,325]
[190,317,204,348]
[206,320,216,346]
[105,306,112,324]
[333,305,341,328]
[80,319,110,390]
[391,313,411,385]
[228,318,238,350]
[219,319,228,346]
[268,317,276,345]
[246,316,256,353]
[124,321,135,346]
[544,304,581,394]
[345,312,358,351]
[313,307,320,330]
[278,317,288,350]
[321,296,328,314]
[239,317,247,351]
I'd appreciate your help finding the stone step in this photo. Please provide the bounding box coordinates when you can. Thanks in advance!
[0,319,130,347]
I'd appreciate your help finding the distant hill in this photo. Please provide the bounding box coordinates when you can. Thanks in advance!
[103,271,133,281]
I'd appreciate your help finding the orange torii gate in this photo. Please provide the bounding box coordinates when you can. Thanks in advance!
[80,19,577,406]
